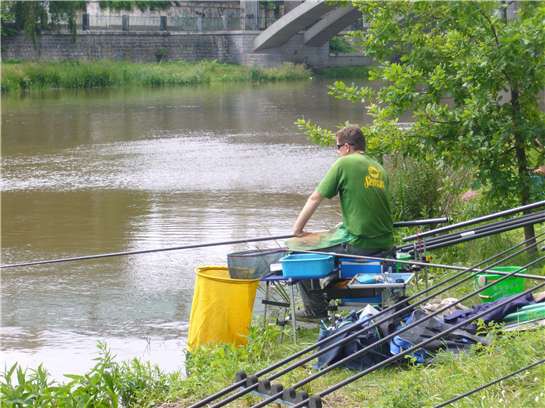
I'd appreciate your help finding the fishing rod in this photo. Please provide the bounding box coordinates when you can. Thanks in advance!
[196,233,544,407]
[247,251,545,408]
[402,200,545,242]
[412,214,544,252]
[399,210,545,252]
[434,357,545,408]
[409,211,545,250]
[0,235,295,269]
[2,217,448,270]
[295,250,545,282]
[293,279,545,408]
[393,217,449,227]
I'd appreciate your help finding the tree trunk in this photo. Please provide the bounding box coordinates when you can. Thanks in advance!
[511,88,537,254]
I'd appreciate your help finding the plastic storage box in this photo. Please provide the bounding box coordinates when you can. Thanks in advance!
[280,253,334,279]
[338,258,382,279]
[347,272,415,305]
[476,266,526,303]
[503,303,545,324]
[396,252,413,272]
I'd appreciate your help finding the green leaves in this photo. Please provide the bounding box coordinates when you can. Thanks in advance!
[294,118,336,147]
[0,342,172,407]
[329,1,545,207]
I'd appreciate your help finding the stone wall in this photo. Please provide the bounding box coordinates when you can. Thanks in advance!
[1,31,257,64]
[1,31,371,68]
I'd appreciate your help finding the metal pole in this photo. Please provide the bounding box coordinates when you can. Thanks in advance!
[402,200,545,242]
[417,215,544,252]
[0,234,294,269]
[393,217,449,227]
[290,280,297,344]
[296,250,545,281]
[399,211,545,251]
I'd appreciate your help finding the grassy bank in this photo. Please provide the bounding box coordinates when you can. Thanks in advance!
[0,60,312,93]
[2,324,544,407]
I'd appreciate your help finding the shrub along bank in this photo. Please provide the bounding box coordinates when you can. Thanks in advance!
[0,60,312,93]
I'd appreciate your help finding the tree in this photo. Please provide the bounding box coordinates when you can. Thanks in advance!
[2,1,86,41]
[1,1,174,42]
[299,1,545,249]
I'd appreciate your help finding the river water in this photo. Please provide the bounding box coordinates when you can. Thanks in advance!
[1,80,369,380]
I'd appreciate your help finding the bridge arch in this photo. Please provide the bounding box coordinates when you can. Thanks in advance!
[253,0,361,52]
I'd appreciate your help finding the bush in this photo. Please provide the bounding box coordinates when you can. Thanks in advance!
[329,36,356,55]
[386,155,470,222]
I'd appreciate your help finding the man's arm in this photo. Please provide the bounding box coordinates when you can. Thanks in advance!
[292,191,324,236]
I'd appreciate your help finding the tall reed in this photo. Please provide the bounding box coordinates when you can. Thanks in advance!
[1,60,311,93]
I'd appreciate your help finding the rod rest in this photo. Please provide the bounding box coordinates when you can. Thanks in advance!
[235,371,258,388]
[257,379,284,395]
[308,396,323,408]
[282,387,309,404]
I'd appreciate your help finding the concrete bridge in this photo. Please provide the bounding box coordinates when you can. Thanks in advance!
[246,0,367,68]
[2,0,371,68]
[254,1,361,50]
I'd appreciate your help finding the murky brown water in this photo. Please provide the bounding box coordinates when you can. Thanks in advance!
[1,81,366,379]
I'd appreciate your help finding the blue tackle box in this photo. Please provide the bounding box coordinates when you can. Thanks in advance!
[280,253,335,279]
[338,258,382,279]
[341,272,415,306]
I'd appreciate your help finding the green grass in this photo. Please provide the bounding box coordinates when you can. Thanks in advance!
[0,60,312,93]
[3,322,544,407]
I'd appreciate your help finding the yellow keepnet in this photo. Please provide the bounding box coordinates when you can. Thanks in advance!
[187,266,259,351]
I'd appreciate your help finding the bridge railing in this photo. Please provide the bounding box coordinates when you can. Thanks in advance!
[72,14,272,33]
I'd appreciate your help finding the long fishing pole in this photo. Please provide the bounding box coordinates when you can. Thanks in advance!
[295,280,545,408]
[415,214,544,252]
[415,211,545,248]
[393,217,449,227]
[248,252,545,408]
[296,250,545,281]
[200,234,544,407]
[399,211,545,252]
[434,358,545,408]
[1,218,449,270]
[402,200,545,242]
[0,234,294,269]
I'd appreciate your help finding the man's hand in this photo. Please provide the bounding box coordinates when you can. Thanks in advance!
[292,191,324,237]
[292,229,311,237]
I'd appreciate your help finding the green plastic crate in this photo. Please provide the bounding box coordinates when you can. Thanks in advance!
[504,303,545,323]
[475,266,526,303]
[396,252,412,272]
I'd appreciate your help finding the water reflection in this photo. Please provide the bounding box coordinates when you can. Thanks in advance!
[1,80,355,379]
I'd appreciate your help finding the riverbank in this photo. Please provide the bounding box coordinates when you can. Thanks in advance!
[0,60,313,93]
[2,323,544,406]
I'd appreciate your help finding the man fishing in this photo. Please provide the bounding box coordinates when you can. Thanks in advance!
[290,126,394,320]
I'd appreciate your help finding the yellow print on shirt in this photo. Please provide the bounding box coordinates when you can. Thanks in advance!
[364,165,385,189]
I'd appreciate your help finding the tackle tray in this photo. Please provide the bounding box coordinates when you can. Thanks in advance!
[347,272,415,289]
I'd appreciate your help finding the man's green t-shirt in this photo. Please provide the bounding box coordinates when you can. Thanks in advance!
[316,153,394,250]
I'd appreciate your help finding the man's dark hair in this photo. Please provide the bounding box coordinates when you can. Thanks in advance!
[336,126,365,151]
